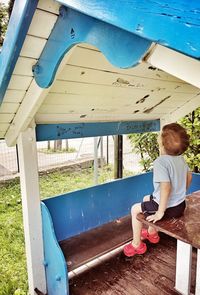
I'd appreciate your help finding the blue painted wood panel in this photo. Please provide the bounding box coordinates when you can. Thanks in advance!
[41,203,69,295]
[43,173,154,241]
[57,0,200,59]
[0,0,38,105]
[36,120,160,141]
[33,6,151,88]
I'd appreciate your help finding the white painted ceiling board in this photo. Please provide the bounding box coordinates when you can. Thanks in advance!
[0,102,20,114]
[3,90,26,103]
[20,35,46,59]
[13,57,36,76]
[28,9,57,39]
[37,0,60,14]
[8,76,33,91]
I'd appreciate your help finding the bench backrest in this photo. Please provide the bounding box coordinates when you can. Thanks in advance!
[43,172,153,241]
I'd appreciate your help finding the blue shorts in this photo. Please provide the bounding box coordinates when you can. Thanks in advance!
[141,195,186,219]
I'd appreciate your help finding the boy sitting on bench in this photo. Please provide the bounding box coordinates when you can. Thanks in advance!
[124,123,192,257]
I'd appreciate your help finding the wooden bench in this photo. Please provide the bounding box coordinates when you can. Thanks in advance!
[137,191,200,295]
[41,172,153,295]
[40,172,200,295]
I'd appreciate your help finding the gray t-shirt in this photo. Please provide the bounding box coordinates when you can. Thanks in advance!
[153,155,189,208]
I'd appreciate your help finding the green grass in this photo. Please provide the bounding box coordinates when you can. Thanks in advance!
[0,166,132,295]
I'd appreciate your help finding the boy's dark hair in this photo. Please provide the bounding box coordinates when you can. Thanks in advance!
[161,123,189,156]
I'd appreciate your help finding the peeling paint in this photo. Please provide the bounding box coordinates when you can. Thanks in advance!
[80,114,87,118]
[136,94,150,104]
[143,95,171,113]
[133,110,140,114]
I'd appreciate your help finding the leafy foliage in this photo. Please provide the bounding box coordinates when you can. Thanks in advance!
[128,132,159,172]
[179,108,200,173]
[129,108,200,173]
[0,3,9,47]
[0,0,15,47]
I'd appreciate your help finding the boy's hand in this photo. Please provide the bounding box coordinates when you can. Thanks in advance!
[146,211,164,223]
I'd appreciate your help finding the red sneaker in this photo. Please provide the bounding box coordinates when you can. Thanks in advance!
[123,242,147,257]
[141,228,160,244]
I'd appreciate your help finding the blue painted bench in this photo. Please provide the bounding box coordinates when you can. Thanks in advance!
[40,172,200,295]
[41,172,154,295]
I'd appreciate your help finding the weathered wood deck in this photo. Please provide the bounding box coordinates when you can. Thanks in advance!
[69,233,197,295]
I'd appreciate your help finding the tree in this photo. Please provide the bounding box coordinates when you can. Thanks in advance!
[128,132,159,172]
[0,0,15,47]
[179,108,200,173]
[0,3,8,47]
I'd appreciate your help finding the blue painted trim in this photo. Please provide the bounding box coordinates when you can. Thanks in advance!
[41,203,69,295]
[0,0,38,105]
[57,0,200,59]
[33,6,151,88]
[43,172,154,241]
[36,120,160,141]
[187,173,200,195]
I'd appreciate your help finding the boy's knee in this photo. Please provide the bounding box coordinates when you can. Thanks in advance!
[131,203,141,216]
[143,195,150,202]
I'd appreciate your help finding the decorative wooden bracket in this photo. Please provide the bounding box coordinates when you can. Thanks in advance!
[33,6,151,88]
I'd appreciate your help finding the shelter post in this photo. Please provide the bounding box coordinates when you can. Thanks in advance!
[17,127,46,295]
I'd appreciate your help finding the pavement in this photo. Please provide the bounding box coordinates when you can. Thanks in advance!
[0,136,142,181]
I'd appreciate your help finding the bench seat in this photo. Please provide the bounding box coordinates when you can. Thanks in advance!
[60,215,132,271]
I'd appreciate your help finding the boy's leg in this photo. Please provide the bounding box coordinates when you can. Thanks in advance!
[142,195,158,235]
[131,203,143,247]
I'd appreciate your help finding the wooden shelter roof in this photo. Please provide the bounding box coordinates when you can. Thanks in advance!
[0,0,200,145]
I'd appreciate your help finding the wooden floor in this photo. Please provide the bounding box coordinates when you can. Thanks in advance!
[69,233,197,295]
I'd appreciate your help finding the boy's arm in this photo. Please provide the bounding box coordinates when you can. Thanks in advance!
[186,172,192,190]
[147,182,171,223]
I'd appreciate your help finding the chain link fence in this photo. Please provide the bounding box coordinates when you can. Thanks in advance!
[0,136,141,182]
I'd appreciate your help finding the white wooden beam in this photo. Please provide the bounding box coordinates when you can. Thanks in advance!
[161,92,200,124]
[5,48,75,147]
[147,44,200,89]
[17,126,46,295]
[175,240,192,295]
[196,249,200,295]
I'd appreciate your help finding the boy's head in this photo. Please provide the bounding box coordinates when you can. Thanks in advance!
[161,123,189,156]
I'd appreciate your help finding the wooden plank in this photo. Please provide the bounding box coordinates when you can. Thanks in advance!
[13,57,36,76]
[8,75,33,91]
[20,35,46,59]
[69,234,181,295]
[3,90,26,103]
[0,114,14,123]
[0,123,9,132]
[51,79,197,96]
[68,46,179,82]
[37,0,59,14]
[60,215,132,271]
[0,102,20,114]
[175,240,192,295]
[35,112,162,124]
[137,193,200,249]
[28,9,57,39]
[196,249,200,295]
[17,127,46,294]
[58,64,198,94]
[148,44,200,89]
[161,92,200,125]
[44,92,187,106]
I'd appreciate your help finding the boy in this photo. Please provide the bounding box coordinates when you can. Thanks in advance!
[124,123,192,257]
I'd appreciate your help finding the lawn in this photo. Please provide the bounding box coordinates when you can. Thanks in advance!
[0,166,132,295]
